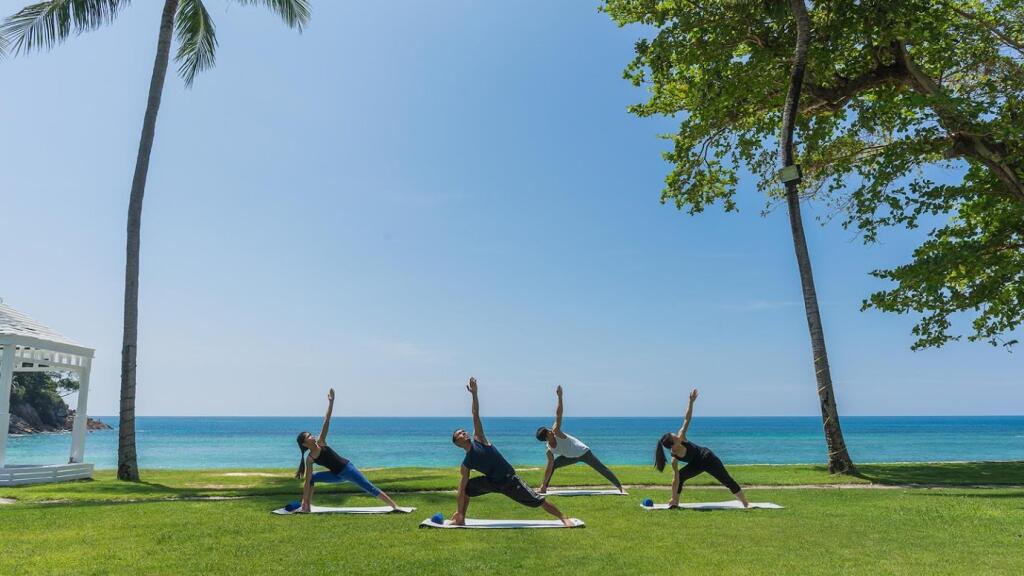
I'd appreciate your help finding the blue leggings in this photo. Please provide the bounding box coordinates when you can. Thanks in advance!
[311,463,382,497]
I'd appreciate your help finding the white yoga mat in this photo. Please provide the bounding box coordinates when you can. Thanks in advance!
[537,489,628,497]
[419,517,585,529]
[273,505,416,515]
[641,501,783,510]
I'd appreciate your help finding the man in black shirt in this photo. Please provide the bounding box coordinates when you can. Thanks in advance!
[451,377,572,527]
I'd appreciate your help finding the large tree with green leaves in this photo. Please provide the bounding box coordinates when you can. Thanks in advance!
[603,0,1024,350]
[606,0,856,472]
[1,0,311,481]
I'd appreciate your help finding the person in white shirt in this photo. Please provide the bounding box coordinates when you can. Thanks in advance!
[536,385,624,494]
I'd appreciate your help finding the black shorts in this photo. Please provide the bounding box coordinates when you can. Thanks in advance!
[465,474,545,508]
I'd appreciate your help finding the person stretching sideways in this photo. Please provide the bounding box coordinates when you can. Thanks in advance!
[655,388,750,508]
[536,385,624,494]
[295,388,402,513]
[451,377,573,527]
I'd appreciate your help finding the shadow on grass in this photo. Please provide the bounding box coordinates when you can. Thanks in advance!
[5,473,457,509]
[16,490,458,514]
[851,462,1024,486]
[907,491,1024,500]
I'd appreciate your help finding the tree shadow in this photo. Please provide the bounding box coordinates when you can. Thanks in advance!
[850,462,1024,486]
[907,491,1024,500]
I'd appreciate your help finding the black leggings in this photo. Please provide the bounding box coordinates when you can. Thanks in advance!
[676,452,741,494]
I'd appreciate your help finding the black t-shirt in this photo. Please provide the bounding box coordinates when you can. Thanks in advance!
[312,445,350,474]
[463,439,516,483]
[673,440,709,464]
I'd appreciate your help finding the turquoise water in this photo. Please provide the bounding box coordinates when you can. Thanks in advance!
[6,416,1024,469]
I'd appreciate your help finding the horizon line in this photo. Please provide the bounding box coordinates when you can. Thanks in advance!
[91,414,1024,419]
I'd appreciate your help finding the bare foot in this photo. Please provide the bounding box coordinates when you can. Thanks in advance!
[561,516,575,528]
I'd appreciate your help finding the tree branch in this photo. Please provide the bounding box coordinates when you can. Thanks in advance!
[803,55,905,113]
[945,3,1024,57]
[894,40,1024,204]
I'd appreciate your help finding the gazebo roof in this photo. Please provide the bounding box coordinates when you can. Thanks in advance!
[0,302,94,361]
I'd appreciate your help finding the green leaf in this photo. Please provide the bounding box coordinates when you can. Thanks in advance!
[175,0,217,87]
[231,0,310,31]
[0,0,129,55]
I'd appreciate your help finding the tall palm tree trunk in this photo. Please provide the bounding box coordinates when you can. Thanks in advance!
[118,0,179,482]
[780,0,855,474]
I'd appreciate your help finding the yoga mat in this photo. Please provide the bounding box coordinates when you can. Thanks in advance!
[641,501,783,510]
[419,517,585,529]
[537,489,627,496]
[273,505,416,515]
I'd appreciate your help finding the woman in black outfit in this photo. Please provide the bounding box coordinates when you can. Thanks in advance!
[654,389,750,508]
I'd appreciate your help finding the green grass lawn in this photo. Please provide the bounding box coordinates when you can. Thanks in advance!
[2,463,1021,575]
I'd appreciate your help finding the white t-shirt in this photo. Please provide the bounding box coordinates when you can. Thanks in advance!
[549,432,589,458]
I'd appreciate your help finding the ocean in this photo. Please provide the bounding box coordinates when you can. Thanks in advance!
[5,416,1023,469]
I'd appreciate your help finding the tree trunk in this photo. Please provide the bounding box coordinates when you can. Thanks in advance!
[780,0,855,474]
[118,0,179,482]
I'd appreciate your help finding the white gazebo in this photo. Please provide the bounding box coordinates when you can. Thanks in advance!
[0,302,96,486]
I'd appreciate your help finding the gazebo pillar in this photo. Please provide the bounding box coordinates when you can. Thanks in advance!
[69,357,92,464]
[0,344,15,469]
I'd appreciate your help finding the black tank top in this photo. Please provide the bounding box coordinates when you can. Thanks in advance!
[673,440,708,464]
[312,445,350,474]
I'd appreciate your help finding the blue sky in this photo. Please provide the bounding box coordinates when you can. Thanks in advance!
[1,0,1018,418]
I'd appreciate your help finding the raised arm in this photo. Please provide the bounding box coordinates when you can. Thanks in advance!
[318,388,336,445]
[677,388,698,439]
[552,385,564,435]
[467,377,487,443]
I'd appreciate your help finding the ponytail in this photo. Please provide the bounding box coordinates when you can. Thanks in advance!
[295,432,310,479]
[296,448,308,479]
[654,432,674,472]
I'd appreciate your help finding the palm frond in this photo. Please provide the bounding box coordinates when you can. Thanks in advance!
[0,0,129,55]
[232,0,310,31]
[175,0,217,87]
[0,31,8,59]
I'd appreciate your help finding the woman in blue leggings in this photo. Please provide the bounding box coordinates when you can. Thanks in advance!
[295,388,400,512]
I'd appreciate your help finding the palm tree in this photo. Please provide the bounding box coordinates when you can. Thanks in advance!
[1,0,311,481]
[778,0,855,473]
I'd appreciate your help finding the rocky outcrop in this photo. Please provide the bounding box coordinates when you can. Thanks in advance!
[7,403,111,435]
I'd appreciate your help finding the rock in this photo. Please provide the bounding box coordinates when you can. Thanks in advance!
[62,409,111,428]
[61,410,113,431]
[8,413,38,435]
[11,402,45,430]
[7,407,111,435]
[88,417,113,431]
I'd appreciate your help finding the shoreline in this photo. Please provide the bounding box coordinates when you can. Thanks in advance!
[66,458,1024,471]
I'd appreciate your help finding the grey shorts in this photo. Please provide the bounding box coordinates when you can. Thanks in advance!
[465,474,545,508]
